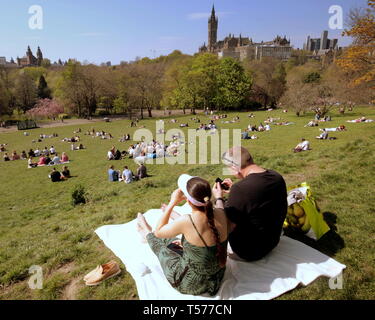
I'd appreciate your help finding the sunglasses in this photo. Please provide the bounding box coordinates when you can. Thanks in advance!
[221,153,240,168]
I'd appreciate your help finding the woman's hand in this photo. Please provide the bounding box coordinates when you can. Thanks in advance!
[212,182,223,199]
[169,188,185,206]
[172,240,182,248]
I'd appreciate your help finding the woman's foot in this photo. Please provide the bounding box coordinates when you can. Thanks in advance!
[137,213,152,242]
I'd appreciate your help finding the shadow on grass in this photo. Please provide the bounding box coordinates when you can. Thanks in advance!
[284,211,345,257]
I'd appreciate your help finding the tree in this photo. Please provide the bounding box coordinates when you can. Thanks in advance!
[125,62,164,118]
[281,62,323,115]
[281,80,316,116]
[304,72,321,84]
[41,59,51,68]
[161,56,192,113]
[37,75,51,99]
[59,62,101,117]
[245,58,282,107]
[0,66,16,116]
[113,96,130,115]
[215,57,252,110]
[337,0,375,94]
[14,72,37,112]
[27,98,64,119]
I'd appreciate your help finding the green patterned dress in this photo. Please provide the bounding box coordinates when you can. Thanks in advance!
[146,216,227,296]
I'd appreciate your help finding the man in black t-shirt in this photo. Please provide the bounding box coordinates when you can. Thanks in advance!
[50,168,63,182]
[213,146,287,261]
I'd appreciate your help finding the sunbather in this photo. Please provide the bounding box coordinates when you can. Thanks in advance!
[293,139,311,153]
[137,174,228,296]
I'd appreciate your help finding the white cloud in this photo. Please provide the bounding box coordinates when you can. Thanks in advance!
[187,11,234,20]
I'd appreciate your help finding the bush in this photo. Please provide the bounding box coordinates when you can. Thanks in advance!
[71,185,86,206]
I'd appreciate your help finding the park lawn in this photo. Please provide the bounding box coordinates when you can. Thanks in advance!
[0,106,374,300]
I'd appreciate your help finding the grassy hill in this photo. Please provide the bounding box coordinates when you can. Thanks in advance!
[0,106,374,300]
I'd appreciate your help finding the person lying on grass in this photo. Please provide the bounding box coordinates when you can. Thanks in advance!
[293,138,311,153]
[316,129,329,140]
[320,125,346,132]
[137,174,228,296]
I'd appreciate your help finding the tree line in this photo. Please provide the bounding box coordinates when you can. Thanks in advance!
[0,1,373,120]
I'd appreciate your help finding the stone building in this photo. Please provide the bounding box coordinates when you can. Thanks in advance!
[16,46,43,67]
[199,6,292,61]
[303,30,338,51]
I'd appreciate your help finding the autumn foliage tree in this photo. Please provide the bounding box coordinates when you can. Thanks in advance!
[337,0,375,100]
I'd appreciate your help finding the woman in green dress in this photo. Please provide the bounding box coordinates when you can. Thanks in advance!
[137,174,228,296]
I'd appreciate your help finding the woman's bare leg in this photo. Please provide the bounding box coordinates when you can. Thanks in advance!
[137,213,152,242]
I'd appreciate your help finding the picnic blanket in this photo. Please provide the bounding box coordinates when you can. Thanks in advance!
[95,204,346,300]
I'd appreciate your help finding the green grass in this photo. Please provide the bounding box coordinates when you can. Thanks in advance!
[0,107,374,300]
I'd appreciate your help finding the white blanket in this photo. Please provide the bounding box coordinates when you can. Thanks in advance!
[95,204,346,300]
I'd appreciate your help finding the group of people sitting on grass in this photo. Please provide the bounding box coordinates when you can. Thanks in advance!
[3,150,25,161]
[84,128,114,139]
[108,163,149,183]
[210,114,228,121]
[134,146,288,296]
[28,151,70,168]
[247,123,271,132]
[196,122,217,131]
[107,146,127,161]
[119,134,131,142]
[48,166,71,182]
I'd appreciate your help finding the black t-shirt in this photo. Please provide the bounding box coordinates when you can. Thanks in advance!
[62,170,70,178]
[225,170,287,261]
[50,171,61,182]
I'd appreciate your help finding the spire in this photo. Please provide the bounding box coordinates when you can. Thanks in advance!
[212,4,215,16]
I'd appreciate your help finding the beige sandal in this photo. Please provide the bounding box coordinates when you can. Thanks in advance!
[84,261,121,286]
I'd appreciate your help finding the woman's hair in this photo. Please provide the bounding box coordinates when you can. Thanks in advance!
[186,177,226,268]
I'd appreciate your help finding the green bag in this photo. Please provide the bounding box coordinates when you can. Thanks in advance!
[284,182,330,240]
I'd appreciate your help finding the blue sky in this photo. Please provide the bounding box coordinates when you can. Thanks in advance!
[0,0,368,64]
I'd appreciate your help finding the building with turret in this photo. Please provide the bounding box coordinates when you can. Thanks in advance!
[199,6,292,61]
[16,46,42,67]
